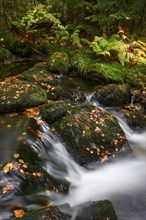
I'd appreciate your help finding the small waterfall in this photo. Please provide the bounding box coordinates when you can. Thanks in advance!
[29,120,145,219]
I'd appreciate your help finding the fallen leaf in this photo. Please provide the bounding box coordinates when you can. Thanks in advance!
[14,153,20,159]
[18,159,24,164]
[14,209,25,218]
[3,163,13,173]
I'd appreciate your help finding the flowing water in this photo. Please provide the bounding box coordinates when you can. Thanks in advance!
[33,119,145,220]
[0,73,145,219]
[1,111,145,219]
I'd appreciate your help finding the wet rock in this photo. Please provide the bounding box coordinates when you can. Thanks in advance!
[131,89,146,110]
[20,207,67,220]
[41,101,69,124]
[0,82,47,112]
[57,89,86,103]
[43,101,131,165]
[94,84,131,106]
[47,52,70,74]
[18,65,57,88]
[76,200,118,220]
[121,103,146,130]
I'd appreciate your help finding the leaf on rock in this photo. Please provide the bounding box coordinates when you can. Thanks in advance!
[14,209,25,218]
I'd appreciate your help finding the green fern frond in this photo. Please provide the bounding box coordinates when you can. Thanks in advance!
[0,47,12,62]
[70,30,82,48]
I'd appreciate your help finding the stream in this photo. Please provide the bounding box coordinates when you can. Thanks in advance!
[0,63,146,220]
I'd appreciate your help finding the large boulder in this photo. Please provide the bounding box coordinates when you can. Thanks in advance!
[76,200,118,220]
[94,84,131,106]
[42,101,131,165]
[46,52,70,74]
[0,82,47,112]
[18,65,57,88]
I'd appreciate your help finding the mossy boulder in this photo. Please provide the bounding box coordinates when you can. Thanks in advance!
[46,52,70,74]
[121,103,146,129]
[3,35,32,57]
[41,101,69,124]
[20,207,67,220]
[0,82,47,112]
[57,89,86,103]
[42,101,131,165]
[94,84,131,106]
[77,200,118,220]
[18,65,58,89]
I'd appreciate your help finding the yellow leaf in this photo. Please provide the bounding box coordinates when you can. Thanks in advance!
[3,163,13,173]
[46,190,51,196]
[36,172,41,177]
[6,124,12,128]
[22,164,28,169]
[20,169,24,174]
[14,153,20,159]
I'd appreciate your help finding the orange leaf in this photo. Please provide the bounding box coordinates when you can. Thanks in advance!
[14,209,25,218]
[3,163,13,173]
[18,159,24,164]
[84,125,91,132]
[14,153,20,159]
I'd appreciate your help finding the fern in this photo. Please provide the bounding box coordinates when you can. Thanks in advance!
[70,30,82,48]
[90,36,111,57]
[0,47,12,62]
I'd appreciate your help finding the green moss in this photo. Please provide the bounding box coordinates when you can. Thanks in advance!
[44,103,129,165]
[20,207,66,220]
[18,65,57,87]
[0,82,47,112]
[0,47,12,62]
[47,52,70,74]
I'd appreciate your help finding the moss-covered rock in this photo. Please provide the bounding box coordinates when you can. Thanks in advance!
[20,207,67,220]
[42,102,131,165]
[18,65,57,88]
[57,89,86,103]
[47,87,86,103]
[77,200,118,220]
[0,82,47,112]
[94,84,131,106]
[41,101,69,124]
[46,52,70,74]
[3,34,32,57]
[121,103,146,129]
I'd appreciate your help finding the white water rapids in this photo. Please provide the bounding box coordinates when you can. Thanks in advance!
[31,112,146,219]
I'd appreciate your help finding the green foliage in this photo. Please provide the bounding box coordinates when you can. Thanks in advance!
[69,50,91,74]
[0,47,12,62]
[12,4,63,32]
[70,30,82,48]
[89,36,125,66]
[90,36,110,57]
[47,52,70,74]
[86,62,144,87]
